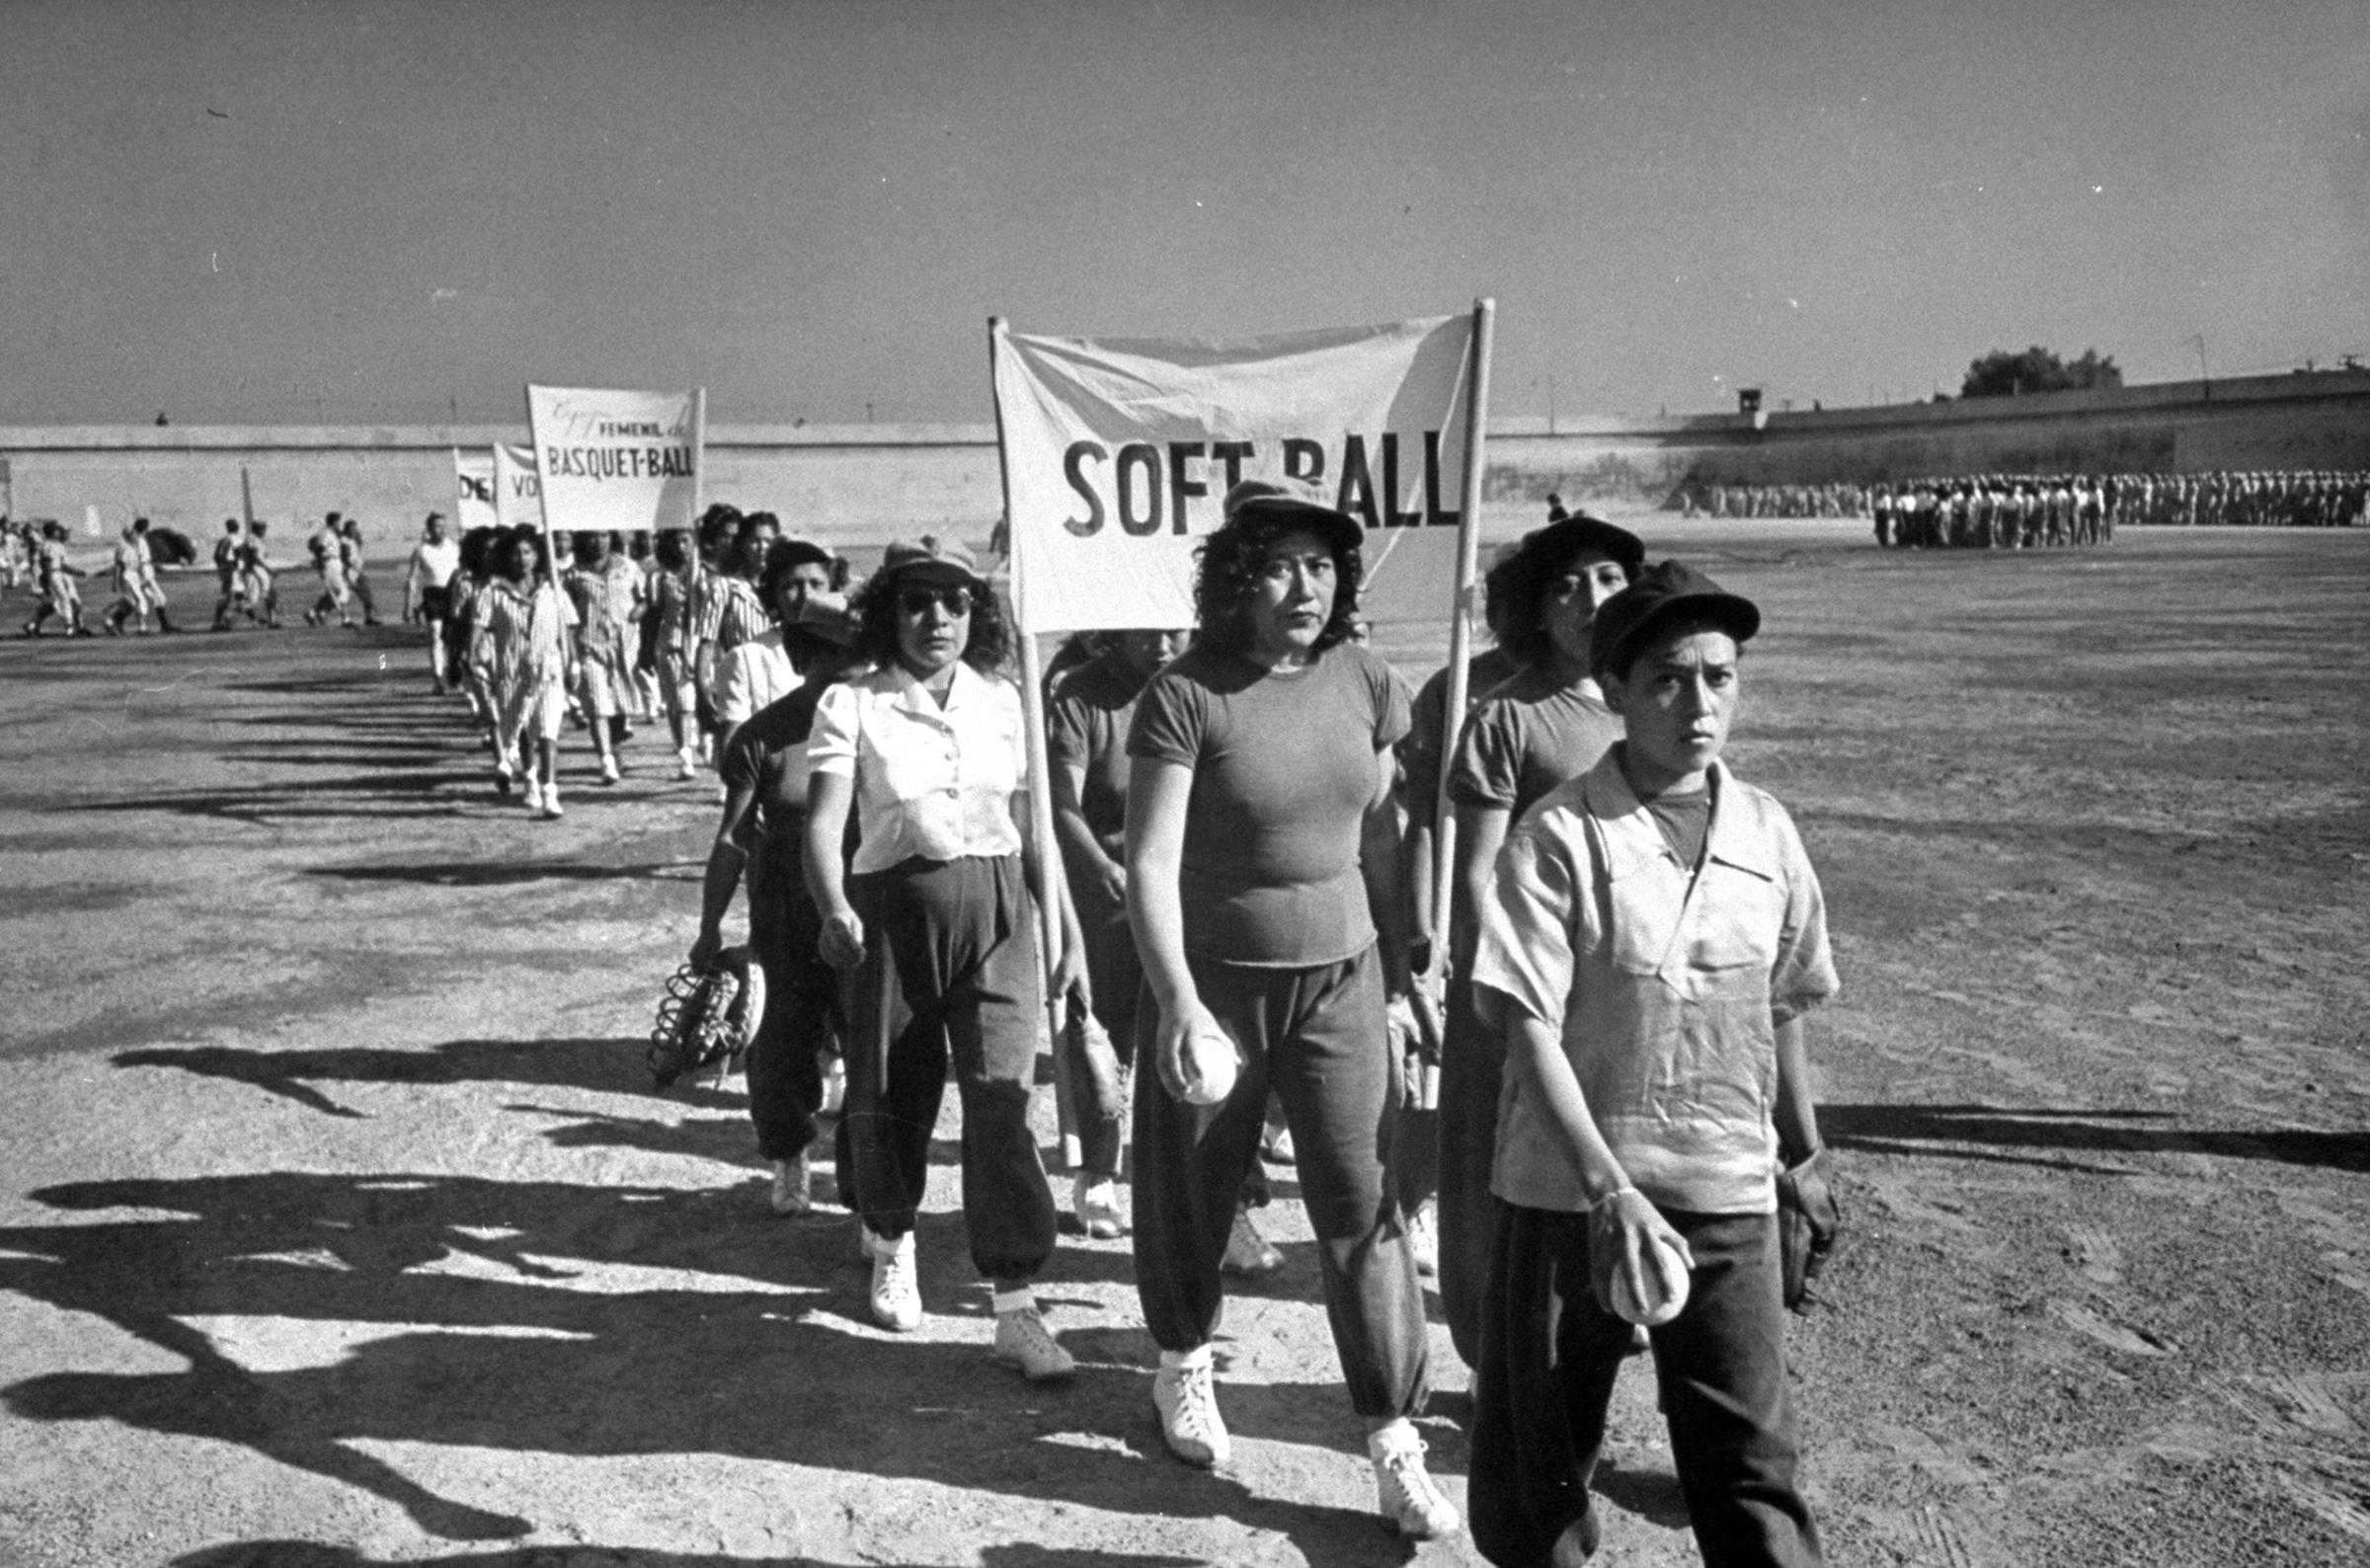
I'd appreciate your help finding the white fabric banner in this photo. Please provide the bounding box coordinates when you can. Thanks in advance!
[524,384,703,534]
[492,442,544,530]
[452,449,499,533]
[992,315,1477,634]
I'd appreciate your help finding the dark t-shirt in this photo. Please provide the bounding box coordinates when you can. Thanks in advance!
[718,681,830,885]
[1449,663,1625,823]
[1129,641,1411,967]
[1398,645,1523,823]
[1046,650,1147,859]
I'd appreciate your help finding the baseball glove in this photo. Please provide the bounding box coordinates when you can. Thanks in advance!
[1775,1145,1841,1312]
[647,946,767,1089]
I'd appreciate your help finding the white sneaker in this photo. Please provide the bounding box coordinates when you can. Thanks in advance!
[767,1153,811,1215]
[1407,1200,1439,1279]
[868,1229,921,1331]
[521,777,543,812]
[675,746,697,781]
[1152,1360,1230,1467]
[1073,1175,1125,1240]
[992,1305,1076,1381]
[820,1056,846,1117]
[1370,1428,1462,1539]
[598,754,621,785]
[1221,1206,1283,1276]
[541,784,563,821]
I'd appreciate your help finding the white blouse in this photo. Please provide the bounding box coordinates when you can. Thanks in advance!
[808,661,1028,874]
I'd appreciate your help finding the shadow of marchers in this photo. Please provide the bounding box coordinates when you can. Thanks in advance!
[308,860,700,887]
[1822,1103,2370,1175]
[113,1037,731,1113]
[177,1544,1211,1568]
[1,1171,1382,1558]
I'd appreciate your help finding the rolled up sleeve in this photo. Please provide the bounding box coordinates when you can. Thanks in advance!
[1470,821,1581,1030]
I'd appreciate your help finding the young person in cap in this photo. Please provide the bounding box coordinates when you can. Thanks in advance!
[404,512,463,693]
[1436,510,1645,1368]
[1126,478,1458,1539]
[693,602,867,1217]
[714,538,842,744]
[1467,560,1838,1568]
[804,534,1085,1381]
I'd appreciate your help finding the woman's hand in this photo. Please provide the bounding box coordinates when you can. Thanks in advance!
[1587,1188,1696,1320]
[818,906,866,970]
[1151,990,1224,1104]
[687,928,722,973]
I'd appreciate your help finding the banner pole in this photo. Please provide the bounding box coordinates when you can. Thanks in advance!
[1429,297,1497,963]
[691,386,708,530]
[240,465,257,530]
[523,385,563,595]
[987,318,1071,1061]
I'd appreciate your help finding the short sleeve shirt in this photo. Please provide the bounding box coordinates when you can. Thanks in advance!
[1398,645,1522,823]
[1046,650,1150,858]
[716,628,800,726]
[1449,664,1625,823]
[808,661,1027,874]
[1129,641,1409,967]
[1472,752,1841,1215]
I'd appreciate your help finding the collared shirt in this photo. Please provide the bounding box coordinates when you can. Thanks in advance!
[715,627,800,726]
[1472,749,1839,1216]
[808,661,1027,874]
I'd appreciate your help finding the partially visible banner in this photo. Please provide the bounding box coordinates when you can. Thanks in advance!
[492,442,544,530]
[524,384,704,534]
[452,449,499,533]
[992,315,1478,634]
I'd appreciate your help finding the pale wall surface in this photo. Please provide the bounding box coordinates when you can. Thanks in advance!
[7,371,2365,544]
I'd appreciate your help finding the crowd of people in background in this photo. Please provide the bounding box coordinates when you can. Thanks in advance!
[1676,468,2370,534]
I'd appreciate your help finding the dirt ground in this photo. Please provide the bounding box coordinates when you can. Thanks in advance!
[2,517,2367,1568]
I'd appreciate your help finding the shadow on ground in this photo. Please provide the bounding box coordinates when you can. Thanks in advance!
[1825,1102,2370,1175]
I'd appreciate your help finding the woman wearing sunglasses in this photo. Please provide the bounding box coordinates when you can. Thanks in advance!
[804,536,1084,1383]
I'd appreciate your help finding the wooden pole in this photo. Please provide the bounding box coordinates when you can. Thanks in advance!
[1427,298,1497,964]
[986,317,1077,1157]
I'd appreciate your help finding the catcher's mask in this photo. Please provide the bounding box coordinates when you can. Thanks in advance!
[648,947,767,1090]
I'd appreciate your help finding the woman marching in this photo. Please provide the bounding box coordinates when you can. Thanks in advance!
[802,536,1085,1381]
[471,526,577,819]
[1124,478,1458,1538]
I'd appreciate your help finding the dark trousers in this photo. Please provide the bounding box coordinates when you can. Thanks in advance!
[1131,945,1430,1420]
[844,854,1056,1286]
[1471,1204,1821,1568]
[1435,977,1503,1367]
[746,839,851,1181]
[1072,879,1139,1178]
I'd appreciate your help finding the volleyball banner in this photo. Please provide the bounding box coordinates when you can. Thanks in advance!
[524,384,704,534]
[991,315,1479,634]
[452,449,498,532]
[492,442,544,530]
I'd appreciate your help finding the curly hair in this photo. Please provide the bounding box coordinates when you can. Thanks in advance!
[852,568,1013,677]
[1191,512,1363,657]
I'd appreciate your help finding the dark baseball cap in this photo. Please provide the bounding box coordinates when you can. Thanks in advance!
[1520,510,1646,576]
[1590,560,1761,678]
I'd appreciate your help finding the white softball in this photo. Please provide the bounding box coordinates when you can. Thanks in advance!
[1610,1234,1692,1327]
[1178,1019,1240,1106]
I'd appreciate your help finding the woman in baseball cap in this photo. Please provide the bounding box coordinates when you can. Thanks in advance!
[802,534,1085,1384]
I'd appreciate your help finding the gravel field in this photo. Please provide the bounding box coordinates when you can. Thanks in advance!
[2,516,2365,1568]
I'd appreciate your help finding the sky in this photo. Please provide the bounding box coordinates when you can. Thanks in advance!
[4,0,2365,428]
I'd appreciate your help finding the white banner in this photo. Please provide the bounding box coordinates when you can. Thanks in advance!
[524,384,704,534]
[452,449,499,533]
[992,315,1478,635]
[492,442,544,530]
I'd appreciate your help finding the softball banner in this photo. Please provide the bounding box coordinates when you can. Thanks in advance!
[990,314,1483,634]
[452,449,498,532]
[524,384,705,534]
[492,442,544,530]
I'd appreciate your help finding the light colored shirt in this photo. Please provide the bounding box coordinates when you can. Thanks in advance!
[408,537,461,591]
[809,661,1027,874]
[1472,750,1839,1217]
[715,627,800,725]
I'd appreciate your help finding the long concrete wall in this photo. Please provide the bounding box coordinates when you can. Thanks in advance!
[7,370,2365,545]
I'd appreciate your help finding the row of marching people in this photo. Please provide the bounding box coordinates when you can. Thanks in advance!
[681,480,1840,1565]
